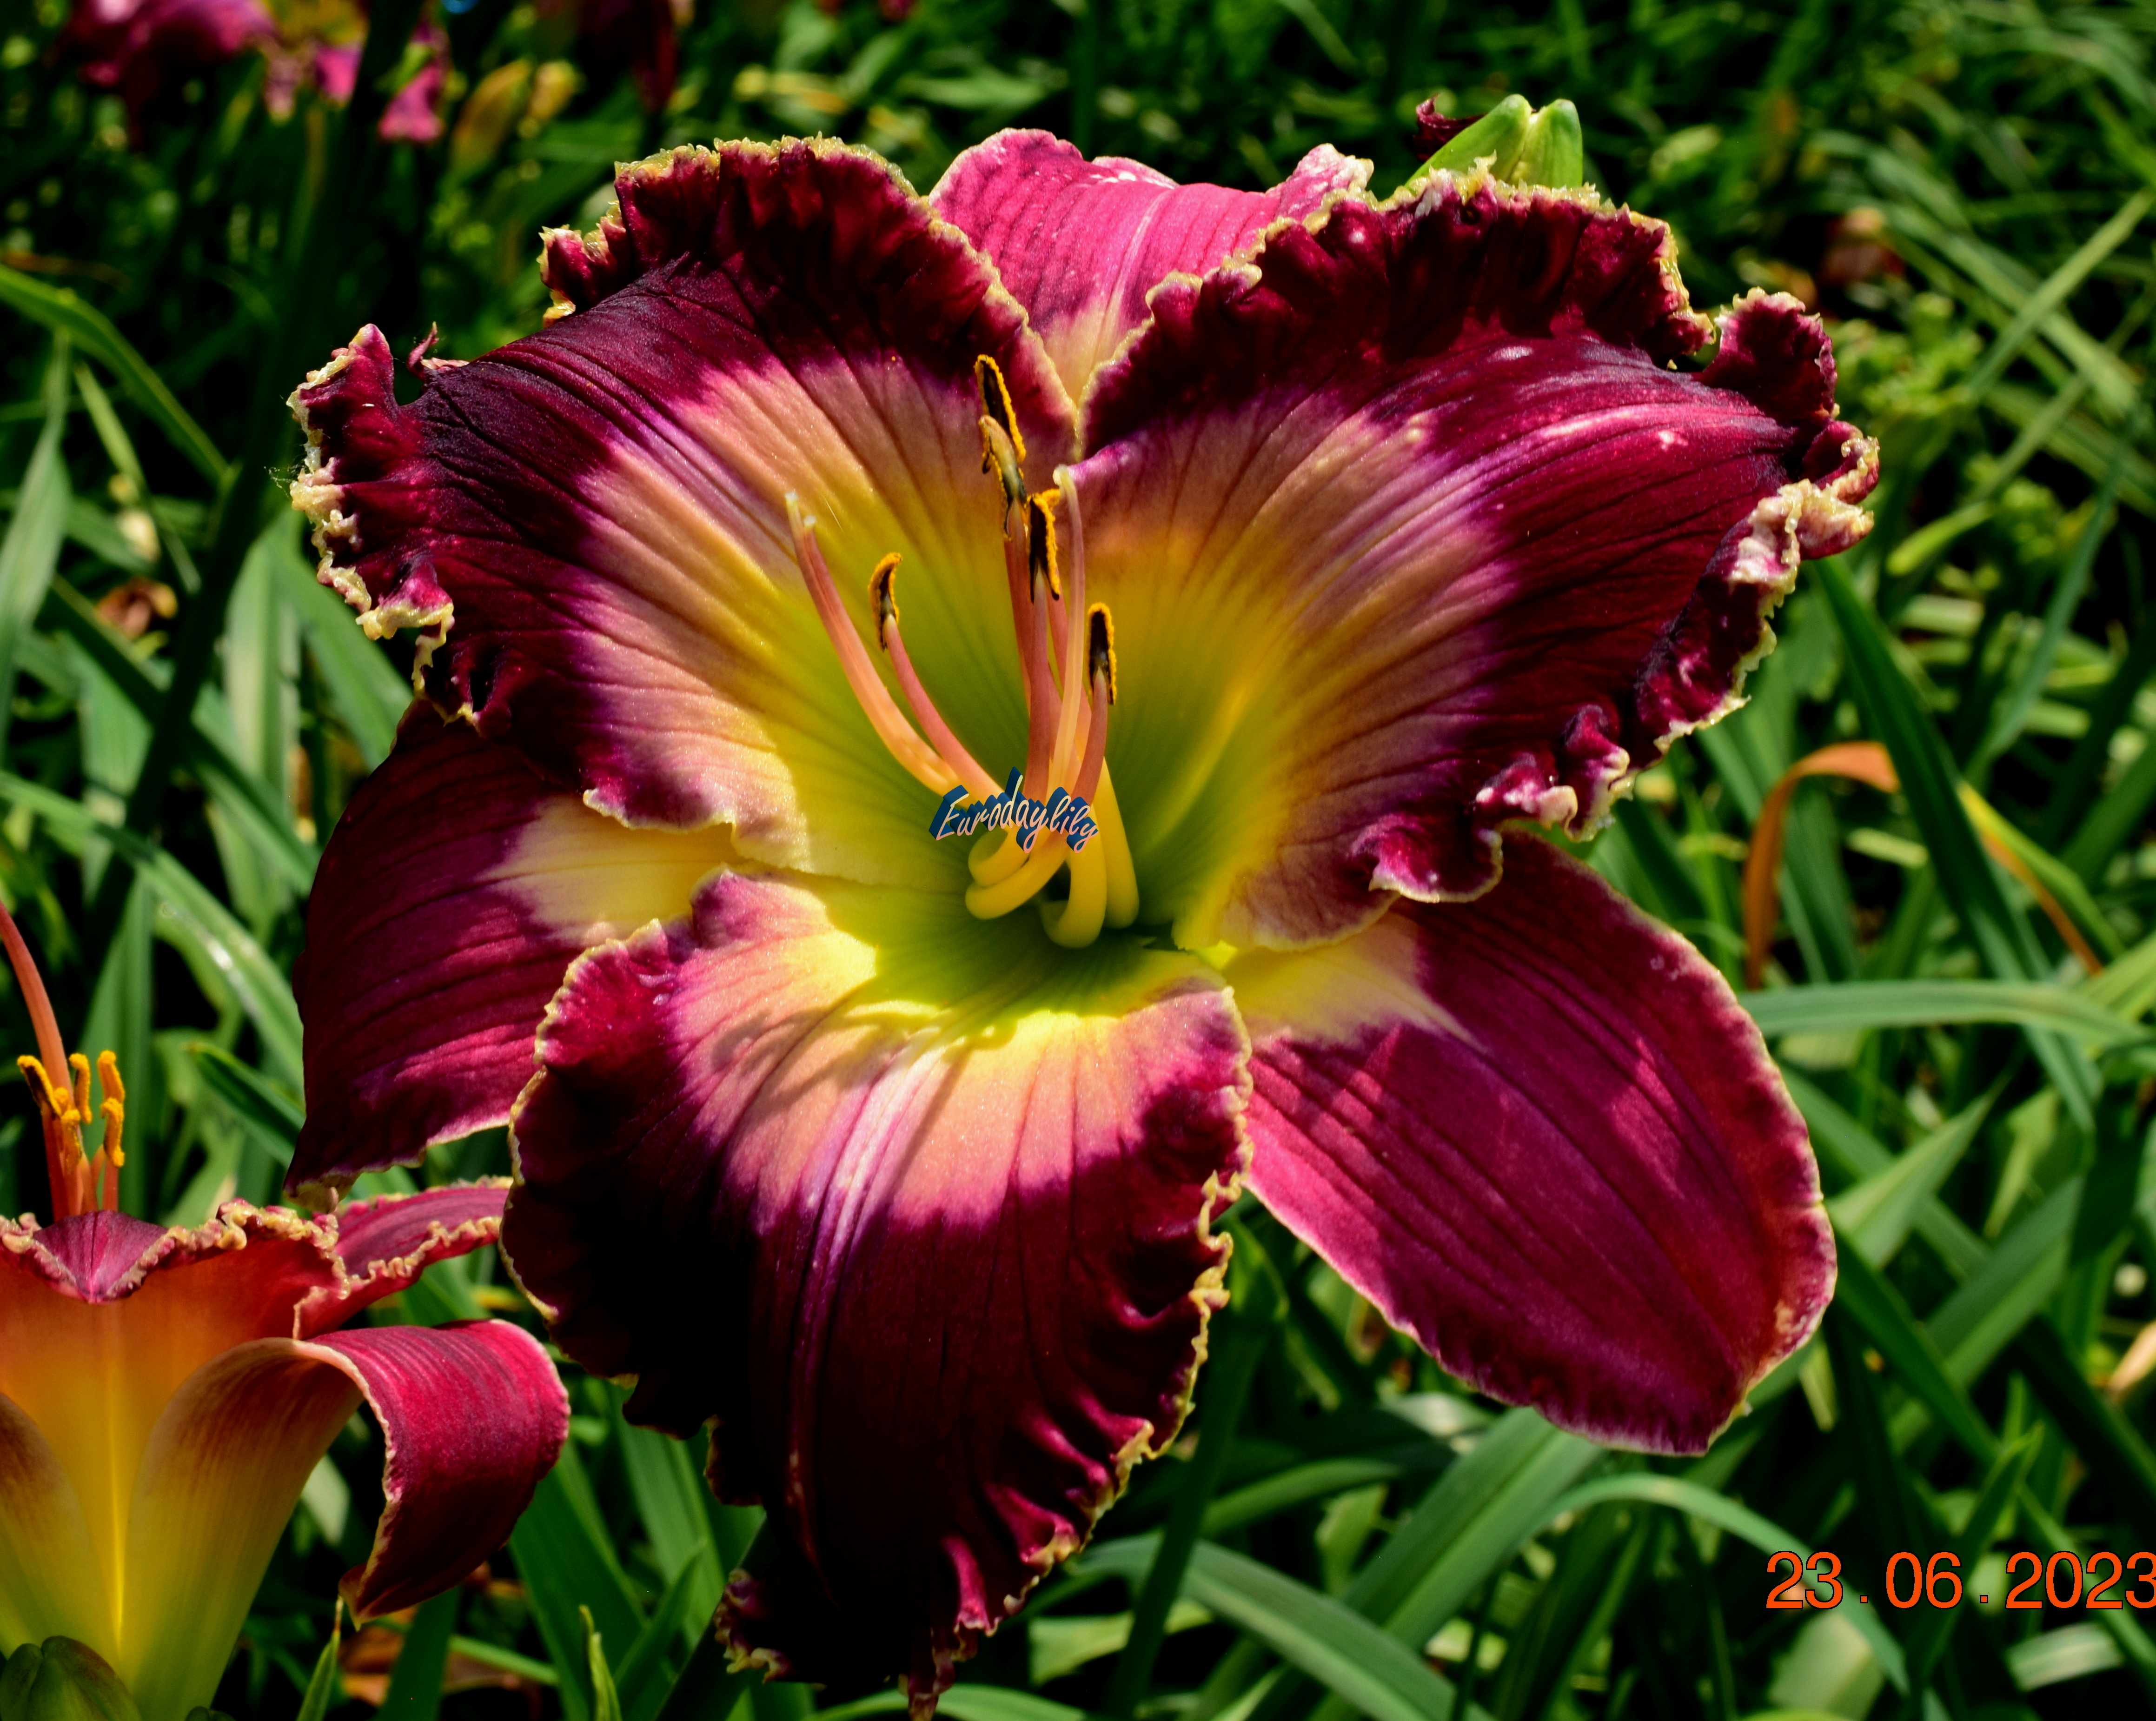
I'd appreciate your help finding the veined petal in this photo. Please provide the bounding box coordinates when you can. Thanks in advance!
[309,1323,569,1621]
[504,871,1248,1706]
[119,1340,365,1721]
[0,1209,340,1635]
[290,141,1073,887]
[1074,179,1876,950]
[1227,837,1833,1454]
[929,130,1369,398]
[115,1322,563,1718]
[291,712,728,1196]
[0,1392,104,1656]
[296,1183,511,1333]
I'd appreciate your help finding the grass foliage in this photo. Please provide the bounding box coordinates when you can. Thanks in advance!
[5,0,2156,1715]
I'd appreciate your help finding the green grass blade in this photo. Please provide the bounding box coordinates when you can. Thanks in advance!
[270,519,410,769]
[293,1615,344,1721]
[0,267,225,482]
[380,1589,460,1721]
[43,577,316,892]
[1929,1177,2082,1383]
[1831,1240,1998,1463]
[2010,1316,2156,1546]
[0,341,72,756]
[186,1042,301,1163]
[1742,980,2144,1044]
[1539,1475,1909,1687]
[1082,1538,1485,1721]
[1783,1069,1989,1275]
[1828,1083,1999,1266]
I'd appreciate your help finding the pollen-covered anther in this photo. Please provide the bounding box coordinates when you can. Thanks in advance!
[975,355,1028,525]
[1026,492,1061,601]
[96,1050,126,1170]
[1088,604,1117,708]
[18,1055,80,1133]
[868,553,901,651]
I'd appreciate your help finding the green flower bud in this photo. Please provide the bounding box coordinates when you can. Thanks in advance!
[0,1642,142,1721]
[1415,95,1587,190]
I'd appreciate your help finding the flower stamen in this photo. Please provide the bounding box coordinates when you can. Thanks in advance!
[975,357,1028,524]
[870,556,999,801]
[788,494,960,796]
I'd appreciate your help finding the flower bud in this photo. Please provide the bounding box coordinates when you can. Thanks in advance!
[0,1641,142,1721]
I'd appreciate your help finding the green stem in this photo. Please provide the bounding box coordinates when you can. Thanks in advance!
[1102,1257,1281,1718]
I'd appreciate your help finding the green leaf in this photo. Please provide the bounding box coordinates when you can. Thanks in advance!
[1081,1538,1486,1721]
[509,1450,647,1721]
[0,340,72,756]
[42,576,316,894]
[381,1590,459,1721]
[0,267,225,483]
[186,1042,300,1163]
[1830,1239,1997,1463]
[1782,1070,1989,1276]
[1827,1083,1998,1265]
[1814,557,2097,1119]
[1741,979,2145,1045]
[268,518,410,770]
[583,1608,624,1721]
[2010,1316,2156,1547]
[1928,1176,2081,1383]
[1539,1476,1909,1689]
[293,1616,344,1721]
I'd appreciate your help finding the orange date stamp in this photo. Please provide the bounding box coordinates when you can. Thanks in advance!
[1767,1549,2156,1610]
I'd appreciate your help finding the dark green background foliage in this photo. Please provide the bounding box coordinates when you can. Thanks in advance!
[3,0,2156,1715]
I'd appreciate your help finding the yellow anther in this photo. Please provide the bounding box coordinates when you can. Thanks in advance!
[18,1055,79,1125]
[68,1052,90,1122]
[1088,605,1117,705]
[979,417,1027,521]
[1026,492,1060,601]
[974,355,1026,469]
[96,1051,125,1167]
[868,554,901,651]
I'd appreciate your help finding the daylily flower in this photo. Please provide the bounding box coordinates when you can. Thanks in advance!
[267,8,450,144]
[65,0,275,128]
[285,129,1872,1707]
[0,909,567,1719]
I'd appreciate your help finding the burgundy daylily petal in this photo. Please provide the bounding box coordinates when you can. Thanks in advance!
[66,0,273,122]
[1073,181,1876,949]
[294,1183,510,1333]
[504,869,1248,1706]
[310,1322,569,1620]
[1,1205,333,1325]
[291,712,728,1197]
[929,129,1370,397]
[1228,837,1834,1453]
[290,141,1073,884]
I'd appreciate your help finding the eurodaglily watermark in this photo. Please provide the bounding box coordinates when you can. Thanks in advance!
[285,116,1871,1710]
[0,905,566,1720]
